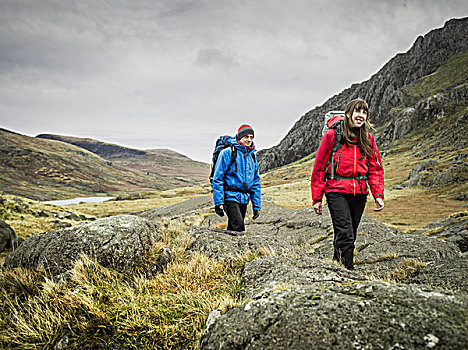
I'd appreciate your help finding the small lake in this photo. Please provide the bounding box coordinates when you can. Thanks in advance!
[42,196,115,206]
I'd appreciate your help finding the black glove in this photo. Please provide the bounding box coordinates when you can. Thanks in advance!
[252,209,260,220]
[215,205,224,217]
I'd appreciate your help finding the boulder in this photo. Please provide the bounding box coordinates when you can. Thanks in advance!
[0,219,18,252]
[240,256,364,300]
[3,215,160,275]
[407,159,438,186]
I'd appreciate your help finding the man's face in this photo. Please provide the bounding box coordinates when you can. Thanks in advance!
[239,134,254,147]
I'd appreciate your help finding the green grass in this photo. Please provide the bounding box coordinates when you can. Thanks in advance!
[409,52,468,99]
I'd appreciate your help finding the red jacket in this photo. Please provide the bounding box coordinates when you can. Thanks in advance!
[311,127,384,204]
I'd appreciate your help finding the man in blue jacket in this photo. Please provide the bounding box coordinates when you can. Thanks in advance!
[212,124,261,232]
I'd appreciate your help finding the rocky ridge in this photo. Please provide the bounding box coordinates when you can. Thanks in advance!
[258,17,468,172]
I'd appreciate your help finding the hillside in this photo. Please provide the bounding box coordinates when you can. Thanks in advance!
[0,129,209,200]
[258,17,468,172]
[36,134,210,190]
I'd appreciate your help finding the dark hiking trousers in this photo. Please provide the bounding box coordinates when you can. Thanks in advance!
[325,192,367,270]
[224,201,248,232]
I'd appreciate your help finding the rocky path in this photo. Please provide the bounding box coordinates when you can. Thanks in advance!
[139,195,468,349]
[5,194,467,349]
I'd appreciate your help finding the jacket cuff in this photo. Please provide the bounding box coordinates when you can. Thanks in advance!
[374,193,384,200]
[313,199,322,204]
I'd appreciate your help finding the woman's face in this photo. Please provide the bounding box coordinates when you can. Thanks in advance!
[348,108,367,128]
[239,134,254,147]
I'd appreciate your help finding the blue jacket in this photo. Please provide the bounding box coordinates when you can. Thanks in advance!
[212,137,261,209]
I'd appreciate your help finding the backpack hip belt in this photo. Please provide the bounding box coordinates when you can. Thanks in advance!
[325,173,368,181]
[223,185,252,194]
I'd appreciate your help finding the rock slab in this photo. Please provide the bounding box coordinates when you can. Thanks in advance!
[201,256,468,350]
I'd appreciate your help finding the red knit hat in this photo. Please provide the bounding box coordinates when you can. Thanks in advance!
[237,124,254,139]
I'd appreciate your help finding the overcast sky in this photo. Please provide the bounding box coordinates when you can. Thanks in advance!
[1,0,467,162]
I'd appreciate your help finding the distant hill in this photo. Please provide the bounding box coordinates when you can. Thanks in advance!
[258,17,468,172]
[36,134,147,159]
[0,130,209,200]
[35,134,209,189]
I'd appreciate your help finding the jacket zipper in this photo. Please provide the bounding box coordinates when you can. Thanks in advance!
[353,145,357,195]
[246,153,250,187]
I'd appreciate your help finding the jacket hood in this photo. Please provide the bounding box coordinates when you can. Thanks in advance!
[231,136,256,153]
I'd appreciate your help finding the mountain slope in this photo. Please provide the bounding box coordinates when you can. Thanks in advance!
[0,129,209,200]
[256,51,467,232]
[258,17,468,172]
[36,134,209,189]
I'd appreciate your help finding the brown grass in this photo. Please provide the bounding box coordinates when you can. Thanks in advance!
[0,220,250,349]
[385,258,428,282]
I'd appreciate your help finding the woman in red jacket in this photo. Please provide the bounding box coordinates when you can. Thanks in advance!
[311,98,384,270]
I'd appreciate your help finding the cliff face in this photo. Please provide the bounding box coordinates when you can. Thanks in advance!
[258,17,468,173]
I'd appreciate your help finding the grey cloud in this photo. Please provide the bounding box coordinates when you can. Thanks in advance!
[196,48,239,69]
[0,0,467,162]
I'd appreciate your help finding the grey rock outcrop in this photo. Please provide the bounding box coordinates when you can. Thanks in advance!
[240,256,363,299]
[405,253,468,294]
[258,17,468,172]
[137,195,214,223]
[407,159,438,186]
[201,259,468,350]
[188,226,303,261]
[355,234,460,278]
[404,157,468,188]
[3,215,160,275]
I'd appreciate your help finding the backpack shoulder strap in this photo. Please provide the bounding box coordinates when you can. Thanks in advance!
[327,121,343,180]
[332,121,343,153]
[229,145,238,172]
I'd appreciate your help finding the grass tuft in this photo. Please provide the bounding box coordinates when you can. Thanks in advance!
[385,258,428,283]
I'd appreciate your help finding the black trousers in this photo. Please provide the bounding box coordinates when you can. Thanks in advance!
[325,192,367,270]
[224,201,248,232]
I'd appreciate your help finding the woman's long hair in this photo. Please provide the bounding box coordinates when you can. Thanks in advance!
[342,98,373,157]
